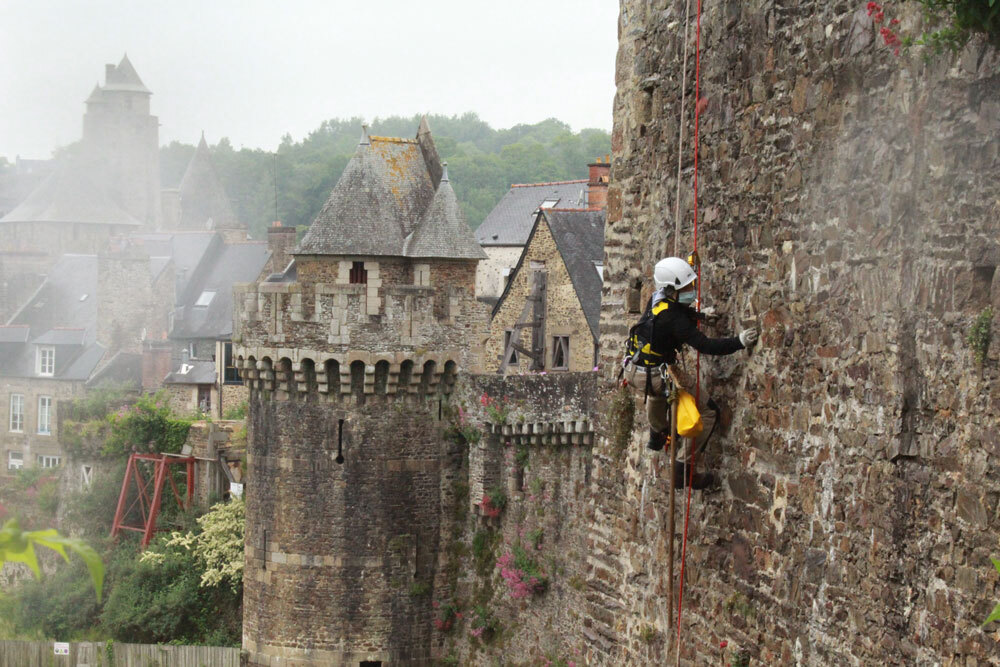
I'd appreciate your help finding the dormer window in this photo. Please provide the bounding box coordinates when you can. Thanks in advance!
[36,346,55,376]
[195,290,216,307]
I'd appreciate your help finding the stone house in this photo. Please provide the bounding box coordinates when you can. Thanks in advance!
[0,255,106,474]
[474,158,609,301]
[487,207,605,373]
[163,238,269,417]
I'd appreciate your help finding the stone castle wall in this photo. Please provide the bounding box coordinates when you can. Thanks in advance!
[584,1,1000,664]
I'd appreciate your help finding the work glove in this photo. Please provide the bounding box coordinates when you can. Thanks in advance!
[739,327,759,348]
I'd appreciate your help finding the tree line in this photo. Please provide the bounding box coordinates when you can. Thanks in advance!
[159,113,611,239]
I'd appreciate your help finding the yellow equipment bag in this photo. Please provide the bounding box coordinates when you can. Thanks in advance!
[676,390,703,437]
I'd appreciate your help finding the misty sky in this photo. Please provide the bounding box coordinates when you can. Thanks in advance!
[0,0,619,159]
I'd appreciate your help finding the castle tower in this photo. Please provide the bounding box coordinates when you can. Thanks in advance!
[81,54,161,227]
[173,133,247,242]
[233,121,487,665]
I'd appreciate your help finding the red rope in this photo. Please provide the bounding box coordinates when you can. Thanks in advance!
[676,0,702,654]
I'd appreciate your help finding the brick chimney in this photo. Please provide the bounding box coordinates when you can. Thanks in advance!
[266,222,297,276]
[142,339,173,391]
[587,155,610,210]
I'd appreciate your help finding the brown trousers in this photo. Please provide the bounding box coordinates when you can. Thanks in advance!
[624,363,717,462]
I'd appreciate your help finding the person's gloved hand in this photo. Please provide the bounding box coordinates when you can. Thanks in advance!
[739,327,759,348]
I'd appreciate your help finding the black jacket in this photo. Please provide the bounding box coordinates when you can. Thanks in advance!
[651,298,744,364]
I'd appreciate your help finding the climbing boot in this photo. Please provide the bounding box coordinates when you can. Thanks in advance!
[647,428,668,452]
[673,462,715,490]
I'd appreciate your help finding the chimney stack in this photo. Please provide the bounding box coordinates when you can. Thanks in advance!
[267,221,297,276]
[587,156,610,210]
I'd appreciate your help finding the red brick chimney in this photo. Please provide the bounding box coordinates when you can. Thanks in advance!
[587,155,610,210]
[266,222,297,276]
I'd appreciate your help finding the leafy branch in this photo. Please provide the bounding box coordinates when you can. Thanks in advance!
[0,519,104,601]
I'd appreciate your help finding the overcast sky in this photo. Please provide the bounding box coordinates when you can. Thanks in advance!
[0,0,619,159]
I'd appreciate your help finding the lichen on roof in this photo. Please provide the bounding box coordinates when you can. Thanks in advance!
[297,121,481,260]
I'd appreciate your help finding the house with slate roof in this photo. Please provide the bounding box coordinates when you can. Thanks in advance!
[0,255,106,474]
[486,206,606,374]
[474,157,610,301]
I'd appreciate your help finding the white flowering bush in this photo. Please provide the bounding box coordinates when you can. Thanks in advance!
[142,497,244,593]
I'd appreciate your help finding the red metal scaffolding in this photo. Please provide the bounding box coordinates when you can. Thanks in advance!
[110,453,196,548]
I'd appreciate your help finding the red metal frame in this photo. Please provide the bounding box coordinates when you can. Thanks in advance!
[110,453,196,548]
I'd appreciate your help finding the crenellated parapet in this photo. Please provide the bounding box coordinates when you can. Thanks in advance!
[233,346,459,400]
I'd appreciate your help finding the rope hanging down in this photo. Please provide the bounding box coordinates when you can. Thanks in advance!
[676,0,702,662]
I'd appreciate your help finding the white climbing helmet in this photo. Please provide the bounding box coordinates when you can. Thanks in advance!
[653,257,698,290]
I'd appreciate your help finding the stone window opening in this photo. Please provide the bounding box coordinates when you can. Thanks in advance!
[324,359,340,396]
[8,451,23,471]
[350,361,366,399]
[398,360,414,395]
[374,360,390,395]
[551,335,570,370]
[419,360,437,395]
[349,261,368,284]
[81,464,93,487]
[503,330,518,366]
[301,358,319,397]
[336,419,345,464]
[198,385,212,413]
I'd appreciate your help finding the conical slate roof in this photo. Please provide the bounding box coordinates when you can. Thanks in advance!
[104,54,151,94]
[0,160,141,226]
[178,134,239,230]
[297,128,435,256]
[404,166,486,259]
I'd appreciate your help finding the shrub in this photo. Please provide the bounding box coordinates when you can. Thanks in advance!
[223,402,248,420]
[968,306,993,366]
[103,392,192,457]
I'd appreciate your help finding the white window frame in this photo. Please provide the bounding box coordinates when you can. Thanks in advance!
[551,335,570,371]
[36,455,61,469]
[36,346,55,376]
[37,396,52,435]
[8,451,23,471]
[9,394,24,432]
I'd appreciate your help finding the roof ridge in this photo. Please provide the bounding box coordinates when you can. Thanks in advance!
[511,179,587,188]
[369,135,418,144]
[545,207,604,212]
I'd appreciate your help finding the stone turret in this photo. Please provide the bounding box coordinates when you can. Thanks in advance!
[81,54,161,227]
[235,120,488,665]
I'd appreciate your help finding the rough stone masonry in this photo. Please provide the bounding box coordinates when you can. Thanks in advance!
[590,0,1000,664]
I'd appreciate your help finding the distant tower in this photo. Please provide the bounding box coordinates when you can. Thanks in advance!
[81,54,161,227]
[233,120,487,665]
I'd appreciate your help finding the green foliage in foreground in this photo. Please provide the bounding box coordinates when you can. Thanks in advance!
[0,519,103,601]
[1,500,244,646]
[983,557,1000,626]
[160,113,611,239]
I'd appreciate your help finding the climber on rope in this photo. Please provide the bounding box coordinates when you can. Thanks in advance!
[621,255,758,489]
